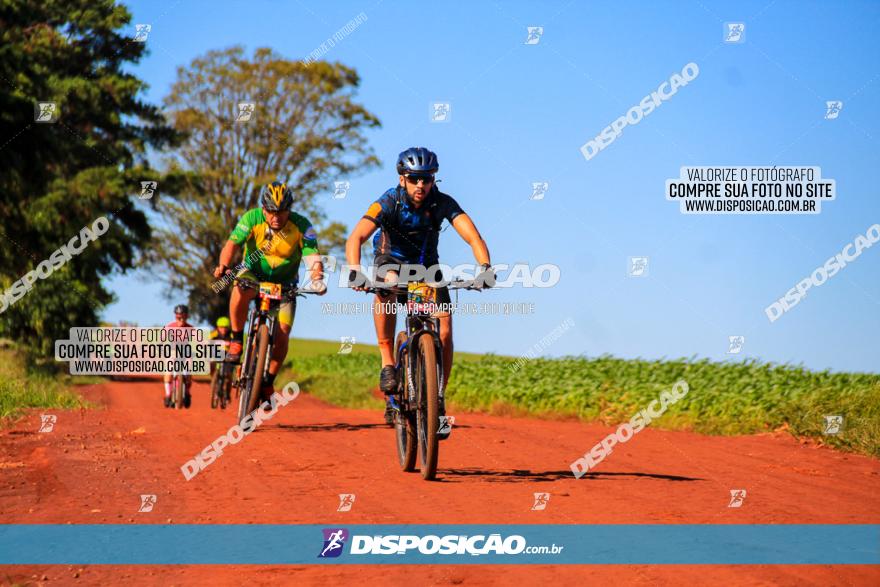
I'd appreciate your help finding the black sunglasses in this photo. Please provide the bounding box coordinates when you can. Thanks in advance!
[405,175,434,185]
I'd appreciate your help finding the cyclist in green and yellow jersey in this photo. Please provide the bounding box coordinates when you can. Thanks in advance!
[213,181,326,401]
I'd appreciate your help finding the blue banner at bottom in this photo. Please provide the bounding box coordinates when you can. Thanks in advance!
[0,525,877,564]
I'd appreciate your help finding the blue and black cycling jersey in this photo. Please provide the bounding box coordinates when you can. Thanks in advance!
[362,185,465,265]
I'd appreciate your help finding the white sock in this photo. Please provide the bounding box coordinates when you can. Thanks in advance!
[164,382,172,397]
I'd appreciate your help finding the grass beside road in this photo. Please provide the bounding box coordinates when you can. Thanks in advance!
[0,347,90,424]
[283,338,880,457]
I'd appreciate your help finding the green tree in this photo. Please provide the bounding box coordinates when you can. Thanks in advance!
[0,0,180,360]
[148,46,381,323]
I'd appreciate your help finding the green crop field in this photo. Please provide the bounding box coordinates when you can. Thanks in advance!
[0,347,90,424]
[283,338,880,457]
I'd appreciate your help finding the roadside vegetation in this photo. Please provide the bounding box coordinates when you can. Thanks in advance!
[284,338,880,457]
[0,346,90,425]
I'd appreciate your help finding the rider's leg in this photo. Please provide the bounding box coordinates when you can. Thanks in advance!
[163,372,172,397]
[373,261,400,400]
[374,292,397,367]
[227,284,255,360]
[373,264,398,367]
[438,313,453,389]
[374,292,400,399]
[229,283,254,330]
[261,300,295,401]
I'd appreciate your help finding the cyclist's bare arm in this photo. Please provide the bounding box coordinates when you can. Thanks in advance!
[213,240,241,278]
[451,214,491,266]
[345,218,379,268]
[345,218,380,292]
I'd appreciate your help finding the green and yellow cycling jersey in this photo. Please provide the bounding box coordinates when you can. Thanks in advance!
[228,208,319,284]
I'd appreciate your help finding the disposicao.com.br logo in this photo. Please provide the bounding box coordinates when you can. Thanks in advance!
[318,528,563,558]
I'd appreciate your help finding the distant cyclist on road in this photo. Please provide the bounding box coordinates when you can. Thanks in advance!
[209,316,232,340]
[212,181,326,403]
[163,304,193,408]
[208,316,232,375]
[345,147,494,424]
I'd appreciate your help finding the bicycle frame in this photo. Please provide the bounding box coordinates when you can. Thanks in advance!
[232,278,316,423]
[372,279,479,417]
[236,283,284,417]
[395,312,443,410]
[239,300,278,384]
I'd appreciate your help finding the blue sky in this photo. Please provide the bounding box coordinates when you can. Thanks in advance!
[104,0,880,373]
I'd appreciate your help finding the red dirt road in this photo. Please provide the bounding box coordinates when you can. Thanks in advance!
[1,379,878,586]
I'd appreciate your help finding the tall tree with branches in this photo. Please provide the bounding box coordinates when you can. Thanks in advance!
[148,46,381,322]
[0,0,180,360]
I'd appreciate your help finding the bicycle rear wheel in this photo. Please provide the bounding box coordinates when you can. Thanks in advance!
[394,331,417,472]
[416,336,440,480]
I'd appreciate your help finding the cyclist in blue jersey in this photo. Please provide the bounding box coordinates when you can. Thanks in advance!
[345,147,494,424]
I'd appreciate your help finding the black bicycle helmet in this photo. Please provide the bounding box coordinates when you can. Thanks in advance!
[174,304,189,314]
[260,181,293,211]
[396,147,438,175]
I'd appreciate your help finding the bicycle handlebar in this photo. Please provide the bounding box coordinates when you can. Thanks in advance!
[353,279,485,294]
[233,277,323,299]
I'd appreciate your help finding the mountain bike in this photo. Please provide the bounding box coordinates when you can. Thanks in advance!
[232,278,318,425]
[170,371,191,410]
[210,340,233,410]
[359,278,482,480]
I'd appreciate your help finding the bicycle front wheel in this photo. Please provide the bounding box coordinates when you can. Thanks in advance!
[237,323,263,425]
[210,370,220,409]
[416,335,440,480]
[246,324,270,417]
[220,365,231,410]
[174,375,184,410]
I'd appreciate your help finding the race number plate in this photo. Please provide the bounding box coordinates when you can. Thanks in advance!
[407,282,437,314]
[259,282,283,300]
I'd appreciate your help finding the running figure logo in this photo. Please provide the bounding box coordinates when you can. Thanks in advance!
[727,335,745,354]
[338,337,355,354]
[823,415,843,435]
[140,181,158,200]
[38,414,56,433]
[236,102,255,123]
[531,492,550,510]
[728,489,747,508]
[337,494,356,512]
[431,102,451,123]
[825,101,843,120]
[525,27,544,45]
[133,24,151,42]
[138,494,157,512]
[438,415,455,436]
[333,181,351,200]
[530,182,549,201]
[628,256,649,277]
[320,254,337,273]
[318,528,349,558]
[724,23,745,43]
[35,102,58,123]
